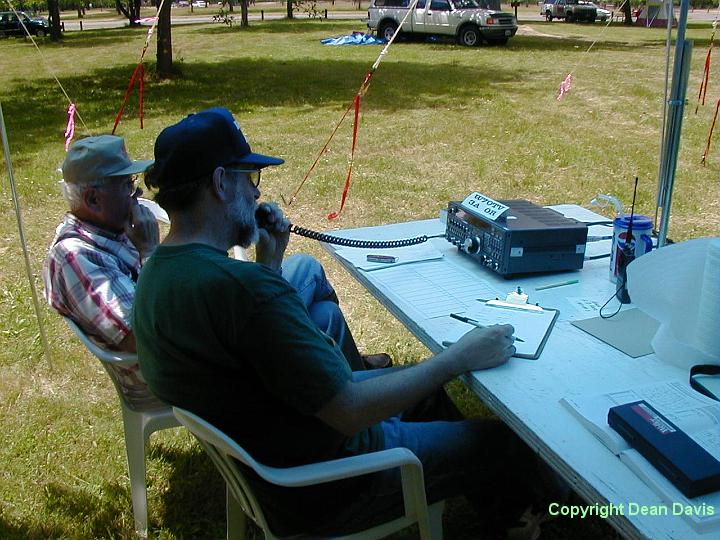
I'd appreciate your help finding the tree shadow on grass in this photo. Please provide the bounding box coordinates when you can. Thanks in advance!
[52,27,151,49]
[192,18,349,35]
[0,445,228,539]
[1,54,523,157]
[2,25,685,169]
[0,513,66,540]
[188,18,694,49]
[150,443,226,539]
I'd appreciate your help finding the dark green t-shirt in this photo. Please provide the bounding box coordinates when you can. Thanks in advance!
[133,243,383,467]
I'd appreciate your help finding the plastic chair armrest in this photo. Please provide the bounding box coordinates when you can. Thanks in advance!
[239,447,422,487]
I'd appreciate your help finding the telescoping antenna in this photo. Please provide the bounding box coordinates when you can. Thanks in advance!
[615,176,640,304]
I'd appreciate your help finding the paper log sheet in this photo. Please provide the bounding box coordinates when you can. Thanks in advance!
[371,259,556,357]
[433,305,557,358]
[371,259,502,319]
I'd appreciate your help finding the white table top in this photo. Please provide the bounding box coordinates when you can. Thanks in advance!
[322,216,704,540]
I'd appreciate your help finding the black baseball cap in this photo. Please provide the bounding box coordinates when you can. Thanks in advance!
[148,107,283,189]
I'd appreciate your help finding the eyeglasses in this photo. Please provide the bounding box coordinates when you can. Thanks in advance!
[90,175,140,196]
[226,168,261,188]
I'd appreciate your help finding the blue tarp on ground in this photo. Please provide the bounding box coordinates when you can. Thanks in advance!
[321,32,386,46]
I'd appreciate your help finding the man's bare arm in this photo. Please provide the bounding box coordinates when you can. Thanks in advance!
[316,325,516,436]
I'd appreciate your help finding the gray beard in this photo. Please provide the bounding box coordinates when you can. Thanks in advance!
[234,201,259,249]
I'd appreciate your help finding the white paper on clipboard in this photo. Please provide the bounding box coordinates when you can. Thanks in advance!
[439,299,559,359]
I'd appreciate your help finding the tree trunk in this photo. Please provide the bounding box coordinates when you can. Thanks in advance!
[287,0,293,19]
[132,0,141,25]
[116,0,141,26]
[622,0,632,25]
[47,0,61,41]
[157,0,173,77]
[241,0,249,26]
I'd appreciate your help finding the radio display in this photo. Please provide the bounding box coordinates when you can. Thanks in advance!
[456,209,490,231]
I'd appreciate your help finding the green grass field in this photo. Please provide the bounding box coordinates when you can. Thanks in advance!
[1,15,718,539]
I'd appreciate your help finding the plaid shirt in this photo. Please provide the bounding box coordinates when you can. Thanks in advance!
[43,213,141,347]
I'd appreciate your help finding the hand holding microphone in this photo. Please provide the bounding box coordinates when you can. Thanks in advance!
[255,202,290,272]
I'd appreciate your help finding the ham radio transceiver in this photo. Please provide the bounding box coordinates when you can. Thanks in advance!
[445,198,588,277]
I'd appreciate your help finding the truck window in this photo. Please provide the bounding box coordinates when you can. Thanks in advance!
[430,0,451,9]
[374,0,411,7]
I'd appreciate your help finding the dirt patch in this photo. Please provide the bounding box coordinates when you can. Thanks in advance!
[517,26,563,38]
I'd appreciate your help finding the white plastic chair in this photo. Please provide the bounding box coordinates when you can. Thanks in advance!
[64,317,180,537]
[173,407,444,540]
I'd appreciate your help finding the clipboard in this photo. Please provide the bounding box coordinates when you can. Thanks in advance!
[469,299,559,360]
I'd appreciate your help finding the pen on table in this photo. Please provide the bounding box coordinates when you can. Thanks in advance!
[449,313,524,342]
[534,279,579,291]
[366,254,398,264]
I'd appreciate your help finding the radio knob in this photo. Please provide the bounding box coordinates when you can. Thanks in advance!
[462,236,481,254]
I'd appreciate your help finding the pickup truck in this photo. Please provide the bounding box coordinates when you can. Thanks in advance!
[541,0,597,22]
[367,0,518,47]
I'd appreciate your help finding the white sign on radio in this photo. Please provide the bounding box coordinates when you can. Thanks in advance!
[460,192,510,221]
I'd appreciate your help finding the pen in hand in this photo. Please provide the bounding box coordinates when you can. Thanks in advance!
[449,313,525,342]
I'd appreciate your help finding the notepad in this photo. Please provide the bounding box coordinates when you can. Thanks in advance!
[441,299,559,359]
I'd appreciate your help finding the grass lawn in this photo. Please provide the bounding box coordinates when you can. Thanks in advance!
[1,15,718,539]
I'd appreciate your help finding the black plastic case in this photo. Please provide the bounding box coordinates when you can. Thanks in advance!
[608,400,720,498]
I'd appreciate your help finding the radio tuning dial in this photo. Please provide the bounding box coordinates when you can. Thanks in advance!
[462,236,481,254]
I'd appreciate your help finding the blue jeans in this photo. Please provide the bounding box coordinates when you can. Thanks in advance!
[283,254,366,371]
[309,368,537,536]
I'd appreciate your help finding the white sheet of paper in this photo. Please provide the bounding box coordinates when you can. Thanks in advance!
[371,260,502,319]
[566,297,603,316]
[436,303,558,358]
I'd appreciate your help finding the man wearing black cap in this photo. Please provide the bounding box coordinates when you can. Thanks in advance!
[133,108,544,537]
[43,133,384,371]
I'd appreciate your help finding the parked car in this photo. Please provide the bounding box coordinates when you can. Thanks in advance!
[0,11,49,37]
[580,1,610,21]
[191,0,208,7]
[541,0,596,22]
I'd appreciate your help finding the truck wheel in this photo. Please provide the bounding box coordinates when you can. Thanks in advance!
[545,11,553,21]
[589,15,596,23]
[35,29,46,37]
[458,25,481,47]
[566,13,574,22]
[378,20,399,42]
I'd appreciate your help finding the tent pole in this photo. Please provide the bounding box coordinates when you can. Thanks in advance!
[657,0,691,248]
[654,0,674,231]
[0,102,52,368]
